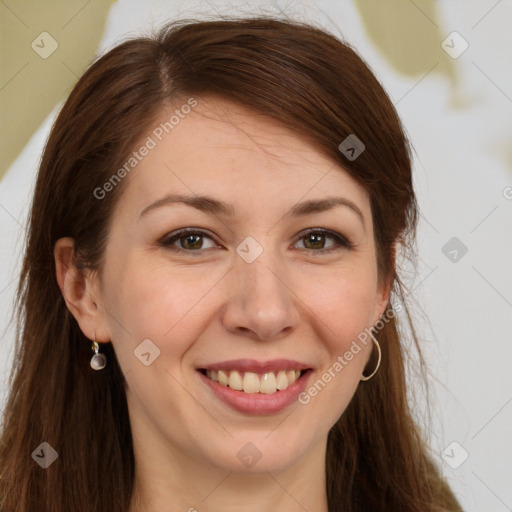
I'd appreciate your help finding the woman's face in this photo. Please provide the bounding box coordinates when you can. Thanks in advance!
[92,96,389,474]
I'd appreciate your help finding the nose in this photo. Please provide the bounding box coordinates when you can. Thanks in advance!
[221,247,301,341]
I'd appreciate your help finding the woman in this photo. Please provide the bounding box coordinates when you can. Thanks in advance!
[0,17,462,511]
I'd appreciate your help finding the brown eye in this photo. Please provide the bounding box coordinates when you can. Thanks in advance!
[294,229,352,253]
[180,233,203,250]
[161,229,218,252]
[303,232,327,250]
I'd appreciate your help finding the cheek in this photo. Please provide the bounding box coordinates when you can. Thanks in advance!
[294,266,377,420]
[306,267,378,350]
[103,255,224,367]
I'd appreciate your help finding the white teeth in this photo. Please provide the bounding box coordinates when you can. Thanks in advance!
[276,370,288,390]
[260,372,277,394]
[218,370,229,386]
[204,369,304,394]
[243,372,260,393]
[287,370,297,385]
[228,370,243,391]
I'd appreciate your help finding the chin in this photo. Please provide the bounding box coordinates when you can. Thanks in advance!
[205,431,314,474]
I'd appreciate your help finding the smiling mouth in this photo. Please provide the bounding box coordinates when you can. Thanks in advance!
[198,368,309,395]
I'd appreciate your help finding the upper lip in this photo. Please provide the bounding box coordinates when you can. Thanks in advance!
[198,359,312,373]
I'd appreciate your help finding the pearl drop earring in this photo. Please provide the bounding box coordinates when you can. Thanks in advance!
[90,340,107,370]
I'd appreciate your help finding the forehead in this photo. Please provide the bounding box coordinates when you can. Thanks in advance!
[114,96,371,220]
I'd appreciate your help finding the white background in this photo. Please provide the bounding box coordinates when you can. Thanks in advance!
[1,1,511,510]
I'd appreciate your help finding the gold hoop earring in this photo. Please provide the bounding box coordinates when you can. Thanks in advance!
[360,331,381,381]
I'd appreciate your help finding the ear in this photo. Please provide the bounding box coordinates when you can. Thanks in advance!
[373,279,391,325]
[54,237,111,343]
[372,240,397,325]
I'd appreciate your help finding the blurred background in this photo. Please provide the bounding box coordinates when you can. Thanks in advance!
[1,1,511,510]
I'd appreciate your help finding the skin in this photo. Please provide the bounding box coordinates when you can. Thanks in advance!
[55,96,390,512]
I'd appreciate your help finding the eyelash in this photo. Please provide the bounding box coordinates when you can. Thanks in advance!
[159,227,353,255]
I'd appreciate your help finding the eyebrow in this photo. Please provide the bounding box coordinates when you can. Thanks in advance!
[139,193,365,228]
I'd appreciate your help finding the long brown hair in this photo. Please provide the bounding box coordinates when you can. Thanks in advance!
[0,17,461,511]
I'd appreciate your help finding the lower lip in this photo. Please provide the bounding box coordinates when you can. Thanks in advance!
[198,370,312,415]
